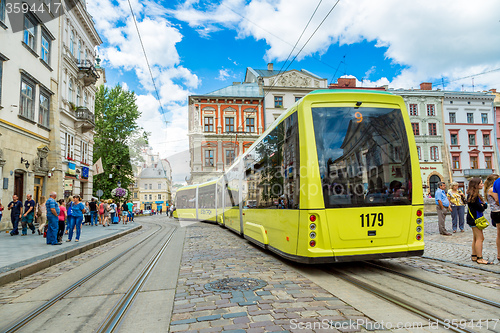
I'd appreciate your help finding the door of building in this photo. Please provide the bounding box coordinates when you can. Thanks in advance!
[34,176,43,203]
[429,175,441,197]
[14,172,24,200]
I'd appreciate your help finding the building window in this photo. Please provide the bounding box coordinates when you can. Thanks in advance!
[84,92,88,107]
[205,150,214,167]
[149,194,152,200]
[76,86,81,106]
[430,146,439,160]
[417,146,421,160]
[0,0,5,24]
[149,184,152,190]
[481,113,488,124]
[78,40,82,63]
[408,104,417,116]
[411,123,419,136]
[428,123,437,136]
[0,59,3,105]
[225,117,234,133]
[41,32,51,65]
[485,156,492,169]
[226,149,235,166]
[81,141,88,164]
[158,194,161,200]
[246,118,255,133]
[204,117,213,132]
[452,155,460,169]
[470,156,478,169]
[134,192,137,199]
[467,113,473,123]
[426,104,435,116]
[295,96,302,102]
[450,133,458,145]
[158,183,161,189]
[64,132,74,159]
[70,30,75,56]
[68,79,73,103]
[468,134,476,146]
[39,92,50,127]
[20,78,35,120]
[449,112,456,123]
[483,134,490,146]
[23,15,37,50]
[274,96,283,108]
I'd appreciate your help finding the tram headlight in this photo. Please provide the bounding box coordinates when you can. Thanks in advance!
[309,231,316,239]
[416,226,422,233]
[416,218,422,224]
[309,223,316,230]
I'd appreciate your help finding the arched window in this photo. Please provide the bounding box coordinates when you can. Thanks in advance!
[429,175,441,197]
[416,146,421,160]
[68,79,73,103]
[70,30,75,56]
[76,86,81,106]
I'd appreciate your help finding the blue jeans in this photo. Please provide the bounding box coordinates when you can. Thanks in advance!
[10,214,20,235]
[21,212,35,235]
[451,205,465,231]
[90,211,98,226]
[68,215,83,240]
[66,215,72,231]
[46,215,59,245]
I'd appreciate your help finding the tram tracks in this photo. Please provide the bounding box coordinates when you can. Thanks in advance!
[325,262,500,333]
[1,220,178,333]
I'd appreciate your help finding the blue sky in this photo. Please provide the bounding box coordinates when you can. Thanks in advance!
[86,0,500,183]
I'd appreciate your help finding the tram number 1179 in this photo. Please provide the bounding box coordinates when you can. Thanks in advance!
[360,213,384,227]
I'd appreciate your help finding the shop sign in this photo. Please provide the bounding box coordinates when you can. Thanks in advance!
[64,180,73,191]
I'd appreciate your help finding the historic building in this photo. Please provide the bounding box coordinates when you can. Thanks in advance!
[136,152,172,212]
[188,83,264,184]
[443,91,497,190]
[54,0,102,201]
[0,0,59,230]
[244,63,328,129]
[392,83,450,196]
[491,89,500,166]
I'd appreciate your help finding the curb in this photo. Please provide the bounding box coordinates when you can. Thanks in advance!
[0,224,142,287]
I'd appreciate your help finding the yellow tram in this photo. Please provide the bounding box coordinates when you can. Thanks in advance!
[175,89,424,263]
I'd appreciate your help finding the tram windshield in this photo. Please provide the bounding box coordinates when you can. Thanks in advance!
[312,106,412,208]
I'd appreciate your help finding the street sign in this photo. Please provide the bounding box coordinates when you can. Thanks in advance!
[96,189,104,198]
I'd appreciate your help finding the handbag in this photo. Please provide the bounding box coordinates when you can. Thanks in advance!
[468,208,489,230]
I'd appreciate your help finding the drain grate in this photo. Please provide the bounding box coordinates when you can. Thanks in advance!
[205,278,267,293]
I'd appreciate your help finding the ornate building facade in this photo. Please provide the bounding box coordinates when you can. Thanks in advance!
[244,63,328,129]
[188,83,264,184]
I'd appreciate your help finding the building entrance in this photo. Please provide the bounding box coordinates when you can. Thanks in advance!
[14,172,24,200]
[429,175,441,197]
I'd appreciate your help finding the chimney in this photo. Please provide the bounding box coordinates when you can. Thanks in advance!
[337,78,356,88]
[420,82,432,90]
[489,89,497,93]
[267,63,273,71]
[233,82,241,85]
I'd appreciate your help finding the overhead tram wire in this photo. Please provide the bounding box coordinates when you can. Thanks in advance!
[263,0,341,98]
[126,0,169,128]
[430,66,500,87]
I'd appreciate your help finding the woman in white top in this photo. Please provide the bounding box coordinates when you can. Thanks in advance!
[37,196,47,235]
[485,174,500,263]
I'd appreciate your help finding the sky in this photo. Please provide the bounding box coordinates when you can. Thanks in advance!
[85,0,500,184]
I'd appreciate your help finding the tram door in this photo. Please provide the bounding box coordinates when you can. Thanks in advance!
[429,175,441,197]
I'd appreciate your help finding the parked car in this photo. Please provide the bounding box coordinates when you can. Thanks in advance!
[142,210,151,215]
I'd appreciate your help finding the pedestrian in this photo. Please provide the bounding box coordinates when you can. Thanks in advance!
[487,174,500,263]
[89,198,98,226]
[37,196,47,235]
[98,198,105,225]
[102,199,110,227]
[122,201,129,224]
[109,199,117,224]
[57,199,67,243]
[466,177,492,264]
[65,196,73,234]
[21,194,36,235]
[447,182,466,233]
[84,201,91,225]
[0,199,4,223]
[435,182,452,236]
[8,194,23,236]
[46,192,61,245]
[127,200,133,222]
[67,195,85,242]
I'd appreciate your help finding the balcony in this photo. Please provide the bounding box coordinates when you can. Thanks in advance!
[77,60,99,86]
[75,107,95,133]
[464,169,493,177]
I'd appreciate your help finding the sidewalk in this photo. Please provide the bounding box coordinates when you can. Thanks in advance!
[0,221,141,284]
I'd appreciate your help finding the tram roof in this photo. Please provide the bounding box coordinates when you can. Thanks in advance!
[309,89,394,95]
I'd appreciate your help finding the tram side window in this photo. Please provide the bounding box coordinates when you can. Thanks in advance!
[177,189,196,209]
[246,112,299,209]
[199,184,216,209]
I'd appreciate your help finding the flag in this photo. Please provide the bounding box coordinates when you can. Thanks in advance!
[93,157,104,176]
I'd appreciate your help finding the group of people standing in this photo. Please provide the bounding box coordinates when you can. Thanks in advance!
[0,193,135,246]
[435,175,500,265]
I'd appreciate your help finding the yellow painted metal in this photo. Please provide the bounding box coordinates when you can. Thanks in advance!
[176,208,196,220]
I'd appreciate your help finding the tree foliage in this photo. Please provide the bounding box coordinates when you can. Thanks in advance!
[93,84,148,200]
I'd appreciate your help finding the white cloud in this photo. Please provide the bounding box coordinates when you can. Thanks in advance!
[169,0,500,89]
[217,68,231,81]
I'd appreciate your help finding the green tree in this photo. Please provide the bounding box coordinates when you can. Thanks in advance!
[93,84,148,201]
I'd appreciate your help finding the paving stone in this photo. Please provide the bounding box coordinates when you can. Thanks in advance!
[222,312,247,319]
[171,318,197,325]
[197,314,221,322]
